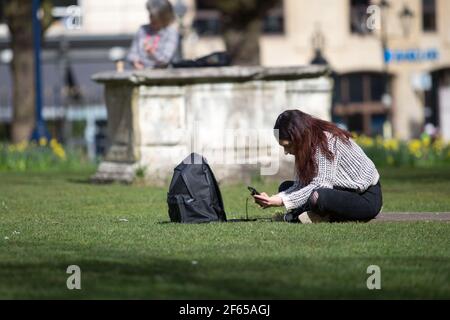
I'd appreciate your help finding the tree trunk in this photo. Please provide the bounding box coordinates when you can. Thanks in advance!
[223,19,262,66]
[6,0,35,144]
[215,0,280,66]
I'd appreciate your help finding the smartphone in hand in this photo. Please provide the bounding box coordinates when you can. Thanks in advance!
[247,186,260,196]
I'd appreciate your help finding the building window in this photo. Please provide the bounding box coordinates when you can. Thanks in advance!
[0,0,6,24]
[192,8,222,36]
[262,4,284,34]
[52,0,78,5]
[193,0,284,36]
[422,0,436,32]
[339,73,386,104]
[350,0,373,35]
[333,72,389,136]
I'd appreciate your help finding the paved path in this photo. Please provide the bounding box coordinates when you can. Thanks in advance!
[370,212,450,222]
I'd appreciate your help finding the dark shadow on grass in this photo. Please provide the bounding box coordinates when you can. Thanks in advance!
[156,218,275,225]
[0,256,449,299]
[67,178,132,186]
[67,178,93,185]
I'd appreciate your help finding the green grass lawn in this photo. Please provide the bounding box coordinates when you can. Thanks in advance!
[0,167,449,299]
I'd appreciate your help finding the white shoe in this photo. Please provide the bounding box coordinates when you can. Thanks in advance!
[298,211,330,224]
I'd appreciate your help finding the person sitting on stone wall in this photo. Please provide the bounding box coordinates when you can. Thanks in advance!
[127,0,179,69]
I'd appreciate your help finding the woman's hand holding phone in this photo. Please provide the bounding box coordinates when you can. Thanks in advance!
[250,189,284,209]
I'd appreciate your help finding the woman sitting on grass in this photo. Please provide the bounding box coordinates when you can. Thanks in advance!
[253,109,382,223]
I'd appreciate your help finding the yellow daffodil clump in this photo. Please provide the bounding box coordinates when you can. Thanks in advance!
[1,137,70,171]
[352,133,450,167]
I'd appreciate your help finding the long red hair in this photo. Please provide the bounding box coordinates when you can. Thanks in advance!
[274,110,351,184]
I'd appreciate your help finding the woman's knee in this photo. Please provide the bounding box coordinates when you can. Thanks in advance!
[308,189,328,212]
[278,180,295,193]
[309,190,319,207]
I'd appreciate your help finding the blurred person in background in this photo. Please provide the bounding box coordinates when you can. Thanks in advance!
[127,0,179,69]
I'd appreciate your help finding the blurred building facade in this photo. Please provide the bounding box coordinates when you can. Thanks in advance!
[189,0,450,140]
[0,0,449,146]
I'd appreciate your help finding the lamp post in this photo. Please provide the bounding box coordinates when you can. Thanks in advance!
[378,0,393,137]
[31,0,49,141]
[378,1,415,138]
[310,25,328,66]
[379,0,390,97]
[173,0,187,62]
[399,4,414,38]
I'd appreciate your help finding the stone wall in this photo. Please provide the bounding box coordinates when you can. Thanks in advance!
[92,65,333,186]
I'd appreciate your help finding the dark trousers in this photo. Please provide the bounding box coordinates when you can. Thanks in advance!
[278,180,383,222]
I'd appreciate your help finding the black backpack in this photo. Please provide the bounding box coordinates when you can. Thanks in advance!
[167,153,227,223]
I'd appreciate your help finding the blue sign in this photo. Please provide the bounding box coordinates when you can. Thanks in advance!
[384,48,439,63]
